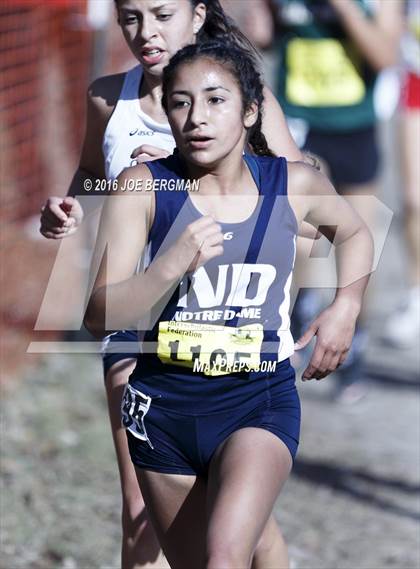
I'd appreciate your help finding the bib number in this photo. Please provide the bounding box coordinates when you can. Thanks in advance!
[157,321,264,376]
[286,38,366,107]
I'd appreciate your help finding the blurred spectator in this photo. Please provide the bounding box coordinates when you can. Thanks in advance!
[270,0,403,401]
[221,0,274,49]
[384,0,420,348]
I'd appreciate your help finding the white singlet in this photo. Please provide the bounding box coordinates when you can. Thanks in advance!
[102,65,175,181]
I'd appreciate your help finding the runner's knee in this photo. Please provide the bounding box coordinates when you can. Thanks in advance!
[206,547,251,569]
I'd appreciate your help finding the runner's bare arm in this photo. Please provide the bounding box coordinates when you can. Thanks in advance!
[84,164,155,337]
[130,144,172,163]
[40,74,125,238]
[70,73,126,194]
[328,0,403,71]
[288,162,374,380]
[84,165,223,337]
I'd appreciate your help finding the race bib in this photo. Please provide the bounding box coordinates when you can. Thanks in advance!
[157,321,264,376]
[286,38,366,107]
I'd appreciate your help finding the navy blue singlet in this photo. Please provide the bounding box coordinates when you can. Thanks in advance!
[123,152,301,474]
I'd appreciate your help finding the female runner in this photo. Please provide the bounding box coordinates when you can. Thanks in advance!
[40,2,305,567]
[84,41,373,568]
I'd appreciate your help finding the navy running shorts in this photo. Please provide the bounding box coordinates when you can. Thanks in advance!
[102,330,139,378]
[124,358,301,476]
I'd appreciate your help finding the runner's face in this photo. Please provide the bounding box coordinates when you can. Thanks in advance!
[117,0,206,77]
[166,59,257,167]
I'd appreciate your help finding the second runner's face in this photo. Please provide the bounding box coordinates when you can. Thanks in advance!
[166,59,257,167]
[117,0,206,77]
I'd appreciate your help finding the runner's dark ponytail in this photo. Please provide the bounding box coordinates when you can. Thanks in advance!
[162,42,275,157]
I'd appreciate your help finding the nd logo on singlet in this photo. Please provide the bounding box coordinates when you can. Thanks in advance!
[157,263,277,376]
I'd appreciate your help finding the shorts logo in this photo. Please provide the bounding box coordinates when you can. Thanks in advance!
[223,232,234,240]
[121,384,154,448]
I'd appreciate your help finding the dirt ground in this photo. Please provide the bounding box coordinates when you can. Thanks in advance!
[1,335,419,569]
